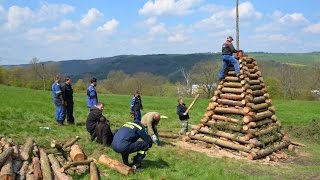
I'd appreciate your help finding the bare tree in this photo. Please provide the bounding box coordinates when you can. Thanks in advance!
[179,67,191,96]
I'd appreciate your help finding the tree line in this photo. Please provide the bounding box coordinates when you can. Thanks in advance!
[0,57,319,100]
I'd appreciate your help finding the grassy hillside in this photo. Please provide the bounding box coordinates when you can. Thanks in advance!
[0,85,320,179]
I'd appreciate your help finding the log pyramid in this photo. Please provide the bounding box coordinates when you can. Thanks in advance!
[188,57,290,160]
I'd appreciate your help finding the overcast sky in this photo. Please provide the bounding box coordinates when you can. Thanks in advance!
[0,0,319,65]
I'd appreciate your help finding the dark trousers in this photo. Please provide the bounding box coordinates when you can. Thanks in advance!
[92,123,113,146]
[65,101,74,124]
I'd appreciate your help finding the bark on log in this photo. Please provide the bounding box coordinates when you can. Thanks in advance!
[48,154,72,180]
[290,141,306,147]
[63,136,81,149]
[0,156,14,180]
[70,144,85,162]
[249,80,260,85]
[60,159,93,173]
[225,76,241,82]
[210,96,218,102]
[99,155,133,176]
[0,147,13,169]
[17,161,29,180]
[223,82,242,88]
[253,110,273,122]
[265,99,272,105]
[255,119,273,127]
[211,114,239,123]
[242,115,253,123]
[268,106,276,113]
[221,87,244,94]
[90,162,100,180]
[254,126,279,136]
[245,94,253,102]
[247,140,290,160]
[252,90,265,97]
[217,99,246,107]
[251,103,269,112]
[242,122,257,130]
[250,85,263,91]
[20,137,34,161]
[158,132,179,139]
[189,134,252,153]
[208,102,217,110]
[32,157,43,180]
[252,96,266,104]
[39,149,52,180]
[205,121,257,134]
[214,107,246,115]
[220,93,245,101]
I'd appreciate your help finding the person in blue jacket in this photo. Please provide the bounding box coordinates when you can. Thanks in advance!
[52,75,66,126]
[130,90,143,121]
[87,78,98,108]
[112,120,152,169]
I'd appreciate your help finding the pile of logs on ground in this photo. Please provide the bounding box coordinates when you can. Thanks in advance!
[0,136,100,180]
[187,57,293,160]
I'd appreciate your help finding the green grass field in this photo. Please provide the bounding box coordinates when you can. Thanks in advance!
[0,85,320,179]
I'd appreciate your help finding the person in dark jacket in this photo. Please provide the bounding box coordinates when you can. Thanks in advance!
[218,36,241,80]
[176,98,189,135]
[112,120,152,169]
[87,78,98,109]
[62,76,75,124]
[52,75,66,126]
[91,116,113,146]
[130,90,143,121]
[86,103,105,137]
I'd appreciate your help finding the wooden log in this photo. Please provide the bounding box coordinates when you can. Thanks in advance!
[223,82,242,88]
[39,148,53,180]
[247,140,290,160]
[251,90,265,96]
[210,96,218,102]
[33,143,39,158]
[253,110,273,122]
[32,157,43,180]
[225,76,240,82]
[249,80,260,85]
[251,103,269,112]
[211,114,239,123]
[247,73,260,79]
[252,96,266,104]
[0,147,13,169]
[208,102,218,110]
[63,136,81,149]
[217,99,246,107]
[243,122,257,130]
[20,137,34,161]
[206,121,257,134]
[184,94,200,114]
[214,107,246,115]
[245,94,253,102]
[254,126,279,136]
[250,85,263,91]
[254,133,283,147]
[48,154,72,180]
[246,64,255,69]
[12,145,20,159]
[189,134,252,153]
[90,162,100,180]
[220,93,245,101]
[158,132,179,139]
[60,159,93,173]
[70,144,85,162]
[221,87,244,94]
[17,161,29,180]
[290,141,306,147]
[242,115,253,123]
[99,155,133,176]
[268,106,276,113]
[0,156,14,180]
[255,119,273,127]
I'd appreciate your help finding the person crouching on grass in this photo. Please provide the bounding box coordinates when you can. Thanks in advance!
[176,98,189,135]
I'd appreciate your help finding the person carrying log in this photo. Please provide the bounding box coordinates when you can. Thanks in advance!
[141,112,161,146]
[62,76,75,125]
[218,36,241,81]
[52,75,66,126]
[130,90,143,121]
[176,98,189,135]
[111,120,153,169]
[91,116,113,146]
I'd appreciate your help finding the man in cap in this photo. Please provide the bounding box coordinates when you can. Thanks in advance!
[218,36,241,80]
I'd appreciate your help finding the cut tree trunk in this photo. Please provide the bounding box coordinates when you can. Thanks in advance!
[70,144,85,162]
[220,93,245,101]
[251,103,269,112]
[249,80,261,85]
[90,162,100,180]
[60,159,93,173]
[206,121,257,134]
[158,132,179,139]
[214,107,246,115]
[20,137,34,161]
[255,119,273,127]
[251,90,265,97]
[17,160,29,180]
[223,82,242,88]
[99,155,133,176]
[184,94,200,114]
[188,134,251,153]
[253,110,273,122]
[225,76,241,82]
[254,126,279,136]
[221,87,244,94]
[252,96,266,104]
[0,156,14,180]
[247,140,290,160]
[63,136,81,149]
[217,99,246,107]
[211,114,239,123]
[0,147,13,169]
[48,154,72,180]
[39,148,53,180]
[32,157,43,180]
[250,85,263,91]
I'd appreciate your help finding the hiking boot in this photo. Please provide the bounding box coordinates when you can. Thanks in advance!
[132,156,143,169]
[121,154,130,166]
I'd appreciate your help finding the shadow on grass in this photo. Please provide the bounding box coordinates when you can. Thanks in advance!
[143,158,169,169]
[159,140,176,147]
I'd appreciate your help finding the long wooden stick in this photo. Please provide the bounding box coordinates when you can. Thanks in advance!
[184,94,200,114]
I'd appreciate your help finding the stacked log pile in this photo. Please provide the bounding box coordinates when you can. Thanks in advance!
[188,57,291,160]
[0,136,100,180]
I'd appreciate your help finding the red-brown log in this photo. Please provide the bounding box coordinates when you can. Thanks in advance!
[221,87,245,94]
[214,107,246,115]
[20,137,34,161]
[253,110,273,122]
[252,96,266,104]
[17,161,29,180]
[70,144,85,162]
[90,162,100,180]
[220,93,245,101]
[247,140,290,160]
[0,156,14,180]
[265,99,272,105]
[99,155,133,176]
[249,80,260,85]
[250,85,263,91]
[48,154,72,180]
[217,99,246,107]
[251,103,269,112]
[264,93,270,99]
[39,148,52,180]
[251,90,265,97]
[223,82,242,88]
[32,157,42,180]
[225,76,241,82]
[208,102,218,110]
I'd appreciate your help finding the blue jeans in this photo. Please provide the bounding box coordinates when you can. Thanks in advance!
[54,101,66,121]
[218,55,240,79]
[134,110,141,121]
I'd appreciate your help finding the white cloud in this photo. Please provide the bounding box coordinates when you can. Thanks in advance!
[80,8,103,26]
[57,19,77,31]
[168,33,186,42]
[97,19,119,34]
[149,23,168,35]
[6,6,34,30]
[47,33,82,42]
[278,13,308,25]
[25,28,47,40]
[304,23,320,33]
[145,17,157,26]
[38,3,74,21]
[139,0,201,16]
[233,1,262,20]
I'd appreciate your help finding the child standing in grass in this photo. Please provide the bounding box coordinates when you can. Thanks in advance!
[176,98,189,135]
